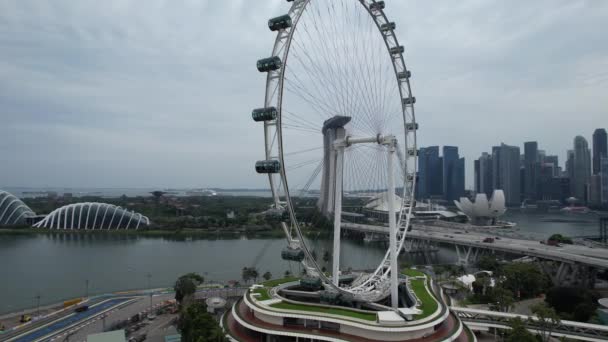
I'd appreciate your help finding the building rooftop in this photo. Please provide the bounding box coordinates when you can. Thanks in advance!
[87,330,126,342]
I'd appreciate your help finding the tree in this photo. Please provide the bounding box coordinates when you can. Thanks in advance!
[502,263,548,299]
[476,255,502,274]
[263,271,272,281]
[530,303,560,342]
[506,317,536,342]
[242,267,252,284]
[545,286,599,321]
[242,267,260,284]
[284,270,292,278]
[249,267,259,283]
[178,302,229,342]
[573,302,596,322]
[548,234,573,244]
[174,273,204,305]
[488,286,514,312]
[323,251,330,263]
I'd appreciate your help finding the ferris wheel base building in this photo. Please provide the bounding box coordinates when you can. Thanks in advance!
[223,275,474,342]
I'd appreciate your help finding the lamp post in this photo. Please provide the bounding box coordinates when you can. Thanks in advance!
[35,294,41,317]
[146,273,152,309]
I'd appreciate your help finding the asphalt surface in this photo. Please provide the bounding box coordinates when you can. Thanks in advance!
[6,298,132,342]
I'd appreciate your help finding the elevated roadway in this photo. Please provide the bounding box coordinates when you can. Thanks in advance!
[452,306,608,342]
[342,222,608,269]
[2,297,135,342]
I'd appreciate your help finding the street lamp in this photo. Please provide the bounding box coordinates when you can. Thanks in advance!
[35,294,41,317]
[146,272,152,309]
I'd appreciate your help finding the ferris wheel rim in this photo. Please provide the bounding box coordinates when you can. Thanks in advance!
[261,0,418,300]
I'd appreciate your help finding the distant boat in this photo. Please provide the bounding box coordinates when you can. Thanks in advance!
[186,189,217,196]
[560,206,590,214]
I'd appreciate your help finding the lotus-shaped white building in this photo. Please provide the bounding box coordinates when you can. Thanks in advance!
[0,190,35,226]
[454,190,507,226]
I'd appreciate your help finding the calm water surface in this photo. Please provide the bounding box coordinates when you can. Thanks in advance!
[0,209,603,314]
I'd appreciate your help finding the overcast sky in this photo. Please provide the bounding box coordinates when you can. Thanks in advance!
[1,0,607,189]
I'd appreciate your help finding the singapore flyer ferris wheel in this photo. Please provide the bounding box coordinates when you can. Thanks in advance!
[253,0,417,308]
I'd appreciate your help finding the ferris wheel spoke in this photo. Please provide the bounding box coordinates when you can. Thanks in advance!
[284,79,338,120]
[283,110,321,132]
[284,64,342,116]
[289,39,342,110]
[297,10,347,116]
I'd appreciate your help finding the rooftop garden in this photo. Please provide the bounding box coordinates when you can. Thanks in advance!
[409,277,439,319]
[269,302,377,321]
[261,276,300,287]
[251,287,271,301]
[402,268,425,277]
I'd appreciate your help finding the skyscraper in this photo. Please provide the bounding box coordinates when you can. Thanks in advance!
[417,146,442,199]
[593,129,607,175]
[492,143,521,206]
[573,136,591,202]
[589,174,602,206]
[544,155,559,176]
[601,157,608,207]
[524,141,539,201]
[442,146,464,201]
[474,152,493,197]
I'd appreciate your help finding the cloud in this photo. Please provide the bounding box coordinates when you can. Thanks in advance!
[0,0,606,188]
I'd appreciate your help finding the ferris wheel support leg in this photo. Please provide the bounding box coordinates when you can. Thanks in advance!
[387,144,399,309]
[332,145,345,286]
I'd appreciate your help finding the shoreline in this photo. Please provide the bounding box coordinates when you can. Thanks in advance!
[0,227,288,238]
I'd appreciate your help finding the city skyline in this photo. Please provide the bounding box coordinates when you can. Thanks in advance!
[1,1,607,189]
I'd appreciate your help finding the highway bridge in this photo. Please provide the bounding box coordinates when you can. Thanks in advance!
[1,297,136,342]
[452,306,608,342]
[342,222,608,287]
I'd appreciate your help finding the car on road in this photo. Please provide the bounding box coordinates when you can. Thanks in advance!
[20,315,32,323]
[74,305,89,313]
[482,237,495,243]
[146,314,156,320]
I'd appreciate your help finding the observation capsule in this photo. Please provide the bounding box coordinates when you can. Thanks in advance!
[252,107,278,122]
[268,14,292,31]
[397,71,411,79]
[300,277,322,290]
[408,149,418,157]
[257,56,282,72]
[265,208,289,222]
[255,160,281,174]
[281,247,305,262]
[369,1,385,11]
[402,96,416,105]
[390,46,405,54]
[380,22,396,32]
[406,122,419,131]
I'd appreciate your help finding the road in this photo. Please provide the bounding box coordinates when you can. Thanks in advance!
[1,287,247,342]
[54,294,175,342]
[342,222,608,268]
[4,298,134,342]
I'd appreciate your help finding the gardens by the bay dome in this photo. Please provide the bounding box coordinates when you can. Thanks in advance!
[0,190,35,226]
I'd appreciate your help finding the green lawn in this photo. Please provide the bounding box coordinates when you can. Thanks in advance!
[261,277,300,287]
[410,278,438,319]
[251,287,271,301]
[402,268,425,277]
[270,302,377,321]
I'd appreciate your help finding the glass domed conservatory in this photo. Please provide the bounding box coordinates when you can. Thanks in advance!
[33,203,149,230]
[0,190,36,226]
